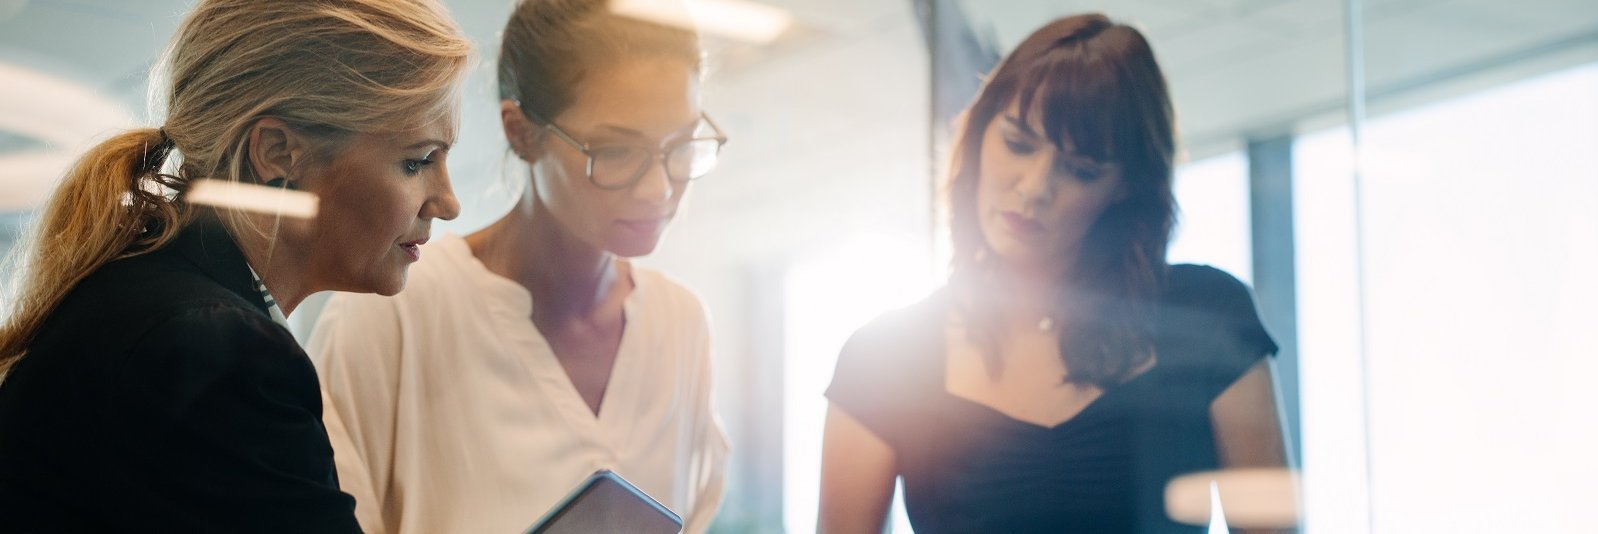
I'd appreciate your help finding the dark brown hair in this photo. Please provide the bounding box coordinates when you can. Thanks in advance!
[497,0,703,123]
[948,14,1177,387]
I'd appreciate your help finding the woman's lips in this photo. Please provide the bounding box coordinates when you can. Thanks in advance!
[398,237,428,261]
[617,217,667,236]
[1000,211,1044,235]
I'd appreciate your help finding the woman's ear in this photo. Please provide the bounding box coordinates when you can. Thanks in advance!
[246,118,310,186]
[501,99,541,163]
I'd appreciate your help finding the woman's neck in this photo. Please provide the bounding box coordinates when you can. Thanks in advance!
[978,256,1077,329]
[467,192,622,319]
[227,216,311,316]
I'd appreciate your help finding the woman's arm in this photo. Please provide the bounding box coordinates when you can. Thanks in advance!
[1211,359,1297,534]
[818,404,898,534]
[1212,360,1287,467]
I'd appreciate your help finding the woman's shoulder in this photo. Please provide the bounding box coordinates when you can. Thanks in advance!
[832,288,950,384]
[824,289,950,444]
[45,298,312,413]
[35,249,270,355]
[1164,264,1253,302]
[8,256,298,384]
[1162,265,1271,329]
[630,266,709,326]
[135,303,309,374]
[71,249,255,313]
[1156,264,1278,379]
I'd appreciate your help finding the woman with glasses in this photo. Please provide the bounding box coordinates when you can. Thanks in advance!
[305,1,728,533]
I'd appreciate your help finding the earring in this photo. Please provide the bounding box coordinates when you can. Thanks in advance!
[265,176,294,190]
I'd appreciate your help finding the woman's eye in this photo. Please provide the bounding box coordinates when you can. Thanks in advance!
[403,158,434,176]
[1003,137,1036,155]
[591,145,639,161]
[1072,166,1103,182]
[1057,161,1104,182]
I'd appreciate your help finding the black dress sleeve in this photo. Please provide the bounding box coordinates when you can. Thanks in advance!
[824,298,941,450]
[1160,265,1279,397]
[102,303,360,533]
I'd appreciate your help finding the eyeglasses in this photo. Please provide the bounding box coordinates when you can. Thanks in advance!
[524,108,728,190]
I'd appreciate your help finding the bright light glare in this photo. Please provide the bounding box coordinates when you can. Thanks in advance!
[782,234,935,534]
[1293,127,1371,534]
[1295,62,1598,533]
[187,179,320,219]
[611,0,792,44]
[1209,480,1230,534]
[1169,152,1253,284]
[1166,468,1299,529]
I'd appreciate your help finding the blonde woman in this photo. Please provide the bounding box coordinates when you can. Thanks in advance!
[0,1,470,531]
[309,1,728,532]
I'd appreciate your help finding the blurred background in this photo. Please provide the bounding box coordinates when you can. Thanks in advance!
[3,0,1595,532]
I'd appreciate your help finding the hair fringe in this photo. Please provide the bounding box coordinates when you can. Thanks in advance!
[945,14,1176,387]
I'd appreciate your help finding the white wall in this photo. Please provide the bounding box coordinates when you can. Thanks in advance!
[1296,62,1598,533]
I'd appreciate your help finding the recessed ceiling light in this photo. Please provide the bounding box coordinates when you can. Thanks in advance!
[611,0,793,45]
[0,60,135,210]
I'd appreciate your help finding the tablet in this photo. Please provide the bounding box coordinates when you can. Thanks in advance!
[524,470,683,534]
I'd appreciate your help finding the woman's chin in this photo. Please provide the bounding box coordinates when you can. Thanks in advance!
[607,234,666,258]
[989,245,1058,275]
[345,269,408,297]
[376,271,409,296]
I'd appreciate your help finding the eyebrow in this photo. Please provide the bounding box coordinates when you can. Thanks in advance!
[404,139,452,152]
[590,118,704,141]
[1002,115,1041,138]
[592,124,645,137]
[1004,115,1104,163]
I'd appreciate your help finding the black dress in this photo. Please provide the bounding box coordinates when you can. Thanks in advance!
[0,212,359,533]
[826,265,1278,533]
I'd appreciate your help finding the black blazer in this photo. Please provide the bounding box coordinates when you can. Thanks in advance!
[0,212,359,533]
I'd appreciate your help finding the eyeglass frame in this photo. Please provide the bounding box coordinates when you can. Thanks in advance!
[519,104,728,191]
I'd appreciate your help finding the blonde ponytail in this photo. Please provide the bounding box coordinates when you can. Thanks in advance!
[0,129,186,373]
[0,0,472,374]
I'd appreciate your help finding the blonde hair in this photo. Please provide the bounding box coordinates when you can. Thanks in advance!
[0,0,473,374]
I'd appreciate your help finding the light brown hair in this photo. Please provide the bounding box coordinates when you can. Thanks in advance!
[498,0,703,123]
